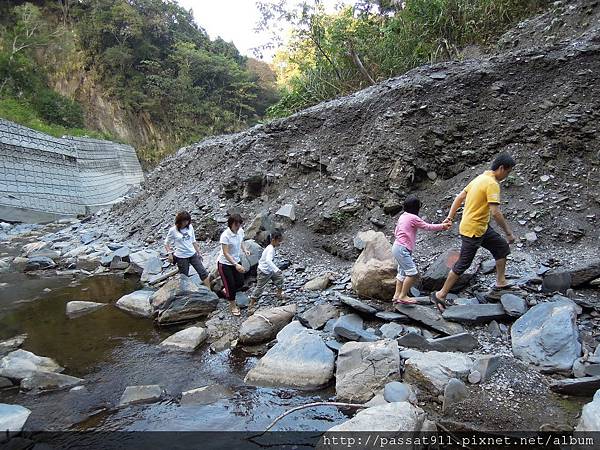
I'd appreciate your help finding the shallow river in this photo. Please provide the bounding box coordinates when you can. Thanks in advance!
[0,248,347,435]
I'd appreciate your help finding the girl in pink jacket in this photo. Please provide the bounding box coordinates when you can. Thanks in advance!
[392,195,451,304]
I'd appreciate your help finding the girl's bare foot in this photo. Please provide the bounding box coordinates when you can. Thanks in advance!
[393,297,416,305]
[229,302,241,316]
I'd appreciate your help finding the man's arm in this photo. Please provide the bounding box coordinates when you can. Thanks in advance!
[489,204,515,243]
[446,190,468,222]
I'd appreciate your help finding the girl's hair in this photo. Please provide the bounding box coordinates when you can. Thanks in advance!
[175,211,192,230]
[403,195,421,215]
[228,213,243,229]
[269,230,283,244]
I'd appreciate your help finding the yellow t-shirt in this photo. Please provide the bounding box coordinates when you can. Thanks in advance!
[459,170,500,238]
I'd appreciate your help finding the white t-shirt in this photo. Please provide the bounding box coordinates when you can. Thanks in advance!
[165,225,196,258]
[218,227,245,265]
[258,244,280,275]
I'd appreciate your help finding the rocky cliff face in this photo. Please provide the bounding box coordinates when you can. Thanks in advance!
[103,0,599,266]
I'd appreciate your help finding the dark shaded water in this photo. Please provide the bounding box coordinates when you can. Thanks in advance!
[0,268,346,432]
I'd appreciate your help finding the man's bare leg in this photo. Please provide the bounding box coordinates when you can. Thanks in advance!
[434,271,460,301]
[495,258,508,288]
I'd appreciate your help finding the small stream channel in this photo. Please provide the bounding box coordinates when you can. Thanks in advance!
[0,241,347,436]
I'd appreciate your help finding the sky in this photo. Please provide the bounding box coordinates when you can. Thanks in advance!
[176,0,350,62]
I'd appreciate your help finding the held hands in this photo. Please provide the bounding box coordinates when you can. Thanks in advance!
[442,217,453,231]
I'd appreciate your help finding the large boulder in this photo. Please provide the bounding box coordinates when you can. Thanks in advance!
[129,249,161,273]
[575,389,600,431]
[543,259,600,292]
[351,231,396,300]
[511,297,581,373]
[238,305,296,344]
[401,349,473,395]
[0,403,31,434]
[151,275,219,325]
[240,240,263,271]
[115,290,155,318]
[325,402,425,433]
[0,349,63,380]
[421,249,476,292]
[336,340,400,402]
[244,321,335,389]
[160,326,208,352]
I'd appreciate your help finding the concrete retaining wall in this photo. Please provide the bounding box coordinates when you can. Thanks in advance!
[0,119,144,222]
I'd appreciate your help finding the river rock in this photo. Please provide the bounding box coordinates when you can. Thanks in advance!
[429,333,479,352]
[0,349,63,380]
[442,303,507,324]
[244,321,335,389]
[421,249,476,291]
[304,274,331,291]
[380,323,404,339]
[443,378,468,412]
[325,402,425,432]
[160,326,208,351]
[0,335,27,357]
[383,381,417,404]
[395,304,464,335]
[66,301,106,318]
[375,311,409,322]
[238,304,296,344]
[20,372,84,394]
[500,294,528,317]
[470,355,501,383]
[180,384,233,406]
[299,303,339,329]
[350,231,396,300]
[336,340,400,402]
[24,256,56,271]
[0,403,31,434]
[401,349,473,394]
[511,298,581,373]
[275,204,296,221]
[575,389,600,431]
[337,294,379,315]
[115,290,155,318]
[397,333,432,351]
[550,376,600,397]
[129,249,161,272]
[364,393,388,407]
[333,314,378,342]
[118,385,163,407]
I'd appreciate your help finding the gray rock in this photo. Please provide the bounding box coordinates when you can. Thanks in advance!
[429,333,479,353]
[152,276,219,325]
[0,349,63,380]
[140,257,163,281]
[575,390,600,431]
[66,301,106,318]
[0,377,13,388]
[511,298,581,373]
[333,314,378,342]
[325,402,425,432]
[337,294,379,315]
[500,294,528,317]
[244,321,335,389]
[238,304,296,344]
[118,385,163,407]
[383,381,417,404]
[421,249,476,291]
[299,303,339,330]
[0,403,31,434]
[585,364,600,377]
[129,250,161,272]
[275,204,296,221]
[397,333,432,351]
[395,304,465,335]
[375,311,409,322]
[240,239,263,271]
[487,320,502,337]
[401,349,473,394]
[550,376,600,397]
[453,297,480,306]
[336,340,400,402]
[468,370,482,384]
[0,335,27,357]
[180,384,233,406]
[442,303,507,324]
[470,355,501,383]
[160,326,208,352]
[543,259,600,291]
[363,393,388,407]
[480,259,496,274]
[443,378,468,412]
[24,256,56,271]
[304,274,331,291]
[235,291,250,308]
[380,323,404,339]
[20,372,84,394]
[325,340,344,353]
[115,290,155,318]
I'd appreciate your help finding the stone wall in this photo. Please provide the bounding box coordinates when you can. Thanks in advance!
[0,119,144,222]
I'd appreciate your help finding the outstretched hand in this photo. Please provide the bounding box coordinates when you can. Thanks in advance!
[442,217,453,230]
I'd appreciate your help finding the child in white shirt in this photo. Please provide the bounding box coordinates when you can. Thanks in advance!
[248,231,284,313]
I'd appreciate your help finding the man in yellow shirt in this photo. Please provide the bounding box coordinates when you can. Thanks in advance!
[432,153,517,311]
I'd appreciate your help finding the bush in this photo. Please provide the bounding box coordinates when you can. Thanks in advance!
[31,89,84,128]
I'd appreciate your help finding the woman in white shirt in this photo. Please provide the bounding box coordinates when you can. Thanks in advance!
[217,213,249,316]
[164,211,210,288]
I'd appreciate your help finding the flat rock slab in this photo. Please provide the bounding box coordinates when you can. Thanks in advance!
[337,294,379,315]
[238,304,296,345]
[333,314,378,342]
[115,290,155,318]
[0,335,27,357]
[299,303,339,330]
[160,327,208,352]
[375,311,409,322]
[401,349,473,395]
[442,303,507,324]
[500,294,528,317]
[21,372,84,394]
[325,402,425,432]
[0,349,63,380]
[118,385,163,407]
[304,274,331,291]
[395,304,464,335]
[66,301,106,318]
[550,376,600,397]
[180,384,233,406]
[0,403,31,433]
[429,333,479,353]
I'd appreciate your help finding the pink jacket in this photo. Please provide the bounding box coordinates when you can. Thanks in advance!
[394,212,445,252]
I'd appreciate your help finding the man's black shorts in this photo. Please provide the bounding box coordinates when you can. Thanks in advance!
[452,226,510,275]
